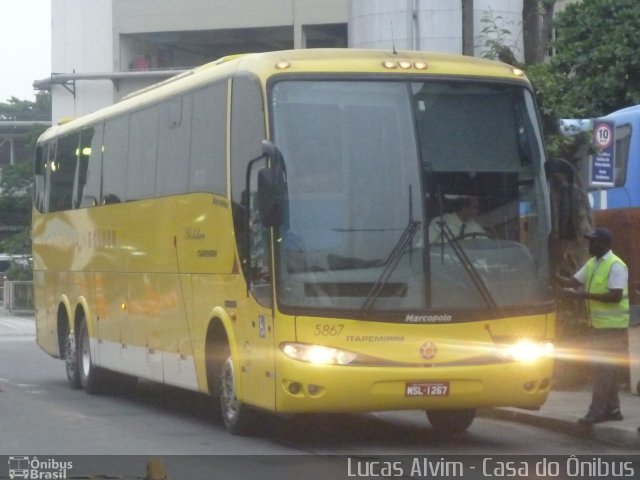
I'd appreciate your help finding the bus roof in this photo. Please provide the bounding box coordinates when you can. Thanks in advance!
[604,104,640,123]
[38,48,528,143]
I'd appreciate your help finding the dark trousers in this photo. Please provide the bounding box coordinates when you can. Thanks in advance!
[587,328,627,418]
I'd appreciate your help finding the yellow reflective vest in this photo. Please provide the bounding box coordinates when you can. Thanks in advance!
[584,253,629,329]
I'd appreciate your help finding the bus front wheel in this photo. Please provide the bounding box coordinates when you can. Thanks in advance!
[426,408,476,433]
[219,356,256,435]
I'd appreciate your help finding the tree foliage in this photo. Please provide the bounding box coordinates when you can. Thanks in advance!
[481,0,640,145]
[479,7,519,65]
[549,0,640,118]
[0,93,50,255]
[0,93,51,120]
[0,159,35,254]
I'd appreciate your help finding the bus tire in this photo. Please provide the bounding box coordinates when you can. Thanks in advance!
[426,408,476,433]
[64,333,81,389]
[219,355,256,435]
[78,316,105,394]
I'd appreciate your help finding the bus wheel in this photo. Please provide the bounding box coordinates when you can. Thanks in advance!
[64,333,81,389]
[78,317,105,394]
[219,356,255,435]
[426,409,476,433]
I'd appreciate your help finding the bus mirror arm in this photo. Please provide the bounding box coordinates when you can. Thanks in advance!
[262,140,280,164]
[544,158,574,184]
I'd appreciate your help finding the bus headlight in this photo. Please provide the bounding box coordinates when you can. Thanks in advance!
[281,343,358,365]
[500,340,554,363]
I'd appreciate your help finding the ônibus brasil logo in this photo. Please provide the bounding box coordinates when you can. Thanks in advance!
[8,456,73,480]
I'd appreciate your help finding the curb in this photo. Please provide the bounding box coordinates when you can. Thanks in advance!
[478,408,640,449]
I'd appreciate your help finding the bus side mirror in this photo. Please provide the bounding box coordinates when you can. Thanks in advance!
[257,141,287,227]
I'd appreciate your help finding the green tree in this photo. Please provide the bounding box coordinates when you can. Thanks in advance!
[0,156,36,256]
[0,92,50,120]
[551,0,640,117]
[0,93,50,255]
[478,7,520,65]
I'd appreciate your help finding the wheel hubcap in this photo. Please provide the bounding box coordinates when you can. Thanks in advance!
[65,336,76,376]
[81,330,91,377]
[221,358,239,422]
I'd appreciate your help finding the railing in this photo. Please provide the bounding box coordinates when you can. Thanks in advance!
[3,281,34,313]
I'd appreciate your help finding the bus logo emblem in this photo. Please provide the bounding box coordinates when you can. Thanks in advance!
[419,341,437,360]
[8,456,29,480]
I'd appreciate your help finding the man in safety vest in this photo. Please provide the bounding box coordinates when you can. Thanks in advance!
[556,227,629,426]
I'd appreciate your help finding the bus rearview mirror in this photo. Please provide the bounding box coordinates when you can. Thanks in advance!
[257,165,285,227]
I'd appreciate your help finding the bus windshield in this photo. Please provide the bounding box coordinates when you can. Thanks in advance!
[270,79,551,318]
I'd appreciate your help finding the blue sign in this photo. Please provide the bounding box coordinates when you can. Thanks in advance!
[589,119,615,187]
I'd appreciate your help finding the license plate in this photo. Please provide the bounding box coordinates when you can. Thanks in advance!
[405,382,450,397]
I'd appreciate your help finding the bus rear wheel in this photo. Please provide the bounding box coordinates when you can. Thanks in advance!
[78,317,106,394]
[219,356,256,435]
[426,409,476,433]
[64,333,81,389]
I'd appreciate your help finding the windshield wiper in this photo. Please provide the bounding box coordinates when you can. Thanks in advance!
[437,216,498,310]
[361,218,420,314]
[432,182,497,310]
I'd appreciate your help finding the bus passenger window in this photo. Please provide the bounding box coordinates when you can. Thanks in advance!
[157,96,190,196]
[190,82,227,195]
[128,106,159,201]
[34,145,47,212]
[102,115,129,204]
[49,133,79,212]
[80,123,104,208]
[74,127,94,208]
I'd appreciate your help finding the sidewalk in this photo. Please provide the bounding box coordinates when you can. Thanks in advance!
[0,308,35,337]
[481,390,640,448]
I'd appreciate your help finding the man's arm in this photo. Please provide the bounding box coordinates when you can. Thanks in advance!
[581,289,624,303]
[555,273,582,288]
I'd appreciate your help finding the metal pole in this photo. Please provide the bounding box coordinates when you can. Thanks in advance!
[462,0,474,56]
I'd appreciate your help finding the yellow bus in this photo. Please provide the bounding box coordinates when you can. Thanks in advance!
[33,49,555,435]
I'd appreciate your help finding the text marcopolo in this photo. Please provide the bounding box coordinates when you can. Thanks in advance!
[405,314,453,323]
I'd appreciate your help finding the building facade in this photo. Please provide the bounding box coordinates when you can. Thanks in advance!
[42,0,579,122]
[45,0,349,121]
[349,0,579,59]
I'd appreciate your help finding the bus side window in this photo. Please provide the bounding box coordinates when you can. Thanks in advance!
[74,127,95,208]
[614,124,631,187]
[189,82,227,195]
[34,144,47,212]
[80,123,104,208]
[128,105,159,201]
[156,95,190,196]
[102,115,129,203]
[50,133,79,212]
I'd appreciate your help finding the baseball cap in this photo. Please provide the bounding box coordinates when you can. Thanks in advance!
[584,227,612,243]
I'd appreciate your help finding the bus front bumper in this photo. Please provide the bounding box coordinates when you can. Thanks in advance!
[274,356,553,414]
